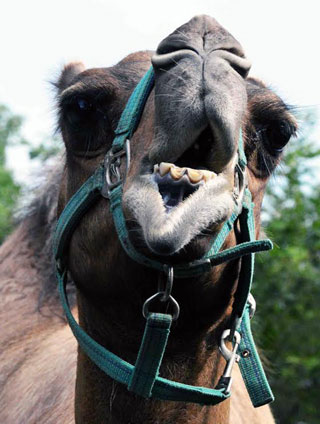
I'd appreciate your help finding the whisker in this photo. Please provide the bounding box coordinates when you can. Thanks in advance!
[173,29,189,41]
[84,134,93,158]
[159,67,188,86]
[260,152,273,177]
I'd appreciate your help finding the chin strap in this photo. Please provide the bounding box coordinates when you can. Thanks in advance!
[53,66,274,408]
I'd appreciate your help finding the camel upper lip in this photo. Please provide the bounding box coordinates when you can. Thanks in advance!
[149,126,217,174]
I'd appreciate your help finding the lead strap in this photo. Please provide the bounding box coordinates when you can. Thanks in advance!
[128,313,172,398]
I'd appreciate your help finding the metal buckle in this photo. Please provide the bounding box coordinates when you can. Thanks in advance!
[142,292,180,321]
[142,266,180,321]
[218,329,242,395]
[101,139,131,198]
[233,163,245,206]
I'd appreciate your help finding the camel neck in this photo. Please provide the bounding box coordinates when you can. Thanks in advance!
[73,258,239,423]
[75,344,230,423]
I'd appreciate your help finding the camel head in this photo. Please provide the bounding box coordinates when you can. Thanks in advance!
[56,15,296,291]
[52,15,300,423]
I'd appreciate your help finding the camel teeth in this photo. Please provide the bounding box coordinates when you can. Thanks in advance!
[170,166,185,180]
[202,170,217,182]
[159,162,172,176]
[187,168,203,183]
[154,162,217,183]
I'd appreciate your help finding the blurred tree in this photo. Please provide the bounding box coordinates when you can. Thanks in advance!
[27,135,61,161]
[253,111,320,424]
[0,104,62,244]
[0,105,23,243]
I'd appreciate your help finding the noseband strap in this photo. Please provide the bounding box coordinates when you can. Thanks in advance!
[54,66,274,408]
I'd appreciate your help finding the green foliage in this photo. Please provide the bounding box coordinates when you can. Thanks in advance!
[27,136,61,161]
[253,112,320,424]
[0,105,23,243]
[0,104,25,163]
[0,104,61,244]
[0,167,20,244]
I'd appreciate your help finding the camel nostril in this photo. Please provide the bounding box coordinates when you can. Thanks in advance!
[156,36,198,56]
[153,15,251,78]
[223,46,245,58]
[152,46,198,69]
[217,49,251,79]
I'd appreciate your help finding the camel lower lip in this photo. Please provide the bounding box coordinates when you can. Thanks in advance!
[124,166,235,256]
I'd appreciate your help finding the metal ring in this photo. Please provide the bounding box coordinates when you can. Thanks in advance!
[219,329,242,361]
[104,139,131,192]
[142,292,180,321]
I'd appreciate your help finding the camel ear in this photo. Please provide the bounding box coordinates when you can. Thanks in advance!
[54,62,85,93]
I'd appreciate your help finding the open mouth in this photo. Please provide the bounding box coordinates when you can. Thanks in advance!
[152,126,219,211]
[124,126,237,256]
[153,163,216,210]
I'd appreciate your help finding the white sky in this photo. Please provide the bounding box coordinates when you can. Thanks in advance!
[1,0,320,181]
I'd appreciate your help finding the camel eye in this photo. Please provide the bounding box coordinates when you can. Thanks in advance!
[63,96,98,129]
[60,95,110,153]
[259,121,295,154]
[77,97,92,111]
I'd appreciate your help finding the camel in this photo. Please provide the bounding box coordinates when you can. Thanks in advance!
[0,15,297,424]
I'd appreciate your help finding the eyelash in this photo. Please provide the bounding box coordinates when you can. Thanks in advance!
[254,122,293,155]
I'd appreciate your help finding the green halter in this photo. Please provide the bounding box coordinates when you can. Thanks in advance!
[54,66,274,408]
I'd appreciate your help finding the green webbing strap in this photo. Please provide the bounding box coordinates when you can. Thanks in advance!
[128,313,172,398]
[112,67,155,153]
[107,177,274,406]
[238,128,247,170]
[53,176,272,279]
[54,65,274,408]
[58,271,229,405]
[55,194,273,406]
[204,209,239,258]
[53,63,272,279]
[109,185,272,278]
[53,166,104,263]
[109,185,165,272]
[232,189,256,319]
[227,189,274,406]
[238,306,275,407]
